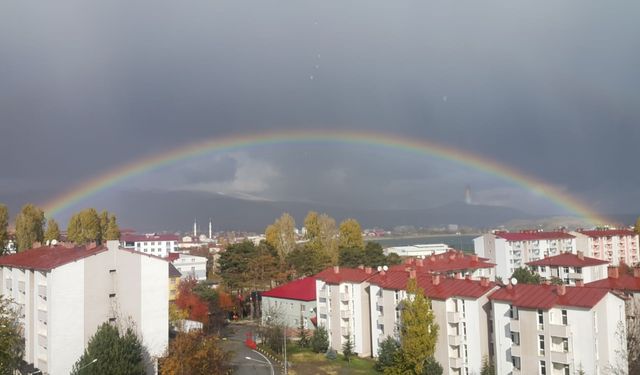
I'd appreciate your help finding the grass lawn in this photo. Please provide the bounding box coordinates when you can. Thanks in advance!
[286,346,379,375]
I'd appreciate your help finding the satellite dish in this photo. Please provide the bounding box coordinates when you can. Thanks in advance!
[511,278,518,286]
[377,266,382,272]
[383,265,389,272]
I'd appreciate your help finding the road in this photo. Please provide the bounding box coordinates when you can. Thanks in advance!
[223,322,278,375]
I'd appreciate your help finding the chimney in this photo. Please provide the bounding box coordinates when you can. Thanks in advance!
[472,254,478,262]
[557,284,566,296]
[465,274,471,281]
[409,269,416,279]
[333,266,340,274]
[429,256,436,263]
[455,272,463,280]
[365,267,372,274]
[506,282,513,290]
[575,279,584,287]
[480,277,489,287]
[577,251,584,260]
[432,274,440,286]
[416,259,424,267]
[608,266,619,279]
[634,267,640,279]
[358,265,364,270]
[449,254,456,261]
[405,258,412,265]
[543,279,551,286]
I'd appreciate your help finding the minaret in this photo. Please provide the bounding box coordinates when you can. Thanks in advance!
[193,218,197,237]
[465,185,472,205]
[208,218,212,239]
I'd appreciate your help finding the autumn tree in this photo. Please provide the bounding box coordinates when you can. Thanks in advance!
[44,218,61,243]
[265,213,296,258]
[175,278,209,324]
[385,279,439,375]
[304,211,339,263]
[67,208,101,245]
[105,215,120,241]
[15,203,45,251]
[160,331,230,375]
[0,204,8,253]
[99,210,109,241]
[71,322,146,375]
[339,218,364,250]
[635,216,640,235]
[0,296,24,374]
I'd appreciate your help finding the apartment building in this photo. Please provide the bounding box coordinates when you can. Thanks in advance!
[392,249,496,281]
[526,251,608,285]
[168,263,182,301]
[368,269,497,375]
[384,243,450,257]
[475,231,576,281]
[571,229,639,266]
[0,241,168,375]
[490,283,626,375]
[121,233,179,258]
[315,266,375,357]
[261,276,317,329]
[587,266,640,320]
[167,253,207,281]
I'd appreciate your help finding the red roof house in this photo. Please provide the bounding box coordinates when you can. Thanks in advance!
[526,252,608,268]
[489,283,611,310]
[0,245,107,271]
[262,277,317,301]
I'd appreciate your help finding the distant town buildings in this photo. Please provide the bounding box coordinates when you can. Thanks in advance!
[168,253,207,281]
[571,229,639,265]
[0,241,168,375]
[383,243,450,257]
[526,251,609,285]
[121,233,179,258]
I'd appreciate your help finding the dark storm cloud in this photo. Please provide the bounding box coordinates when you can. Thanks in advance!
[1,1,640,224]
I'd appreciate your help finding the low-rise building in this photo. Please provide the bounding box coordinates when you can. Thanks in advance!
[121,233,179,258]
[0,241,168,375]
[490,283,627,375]
[168,263,182,302]
[384,243,450,257]
[261,277,317,329]
[392,249,496,281]
[526,251,609,285]
[168,253,207,281]
[571,229,640,266]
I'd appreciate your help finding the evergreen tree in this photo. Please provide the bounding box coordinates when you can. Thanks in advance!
[298,316,310,348]
[44,218,60,243]
[422,356,443,375]
[376,336,400,372]
[0,296,24,374]
[14,203,45,251]
[71,322,146,375]
[481,356,496,375]
[311,326,329,353]
[339,247,365,267]
[0,204,8,253]
[342,333,354,362]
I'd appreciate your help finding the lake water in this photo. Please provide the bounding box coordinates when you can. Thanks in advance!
[367,234,478,253]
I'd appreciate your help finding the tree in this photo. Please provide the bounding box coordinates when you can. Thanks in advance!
[175,278,209,324]
[219,241,259,290]
[67,208,101,245]
[385,279,439,375]
[339,247,365,268]
[363,242,387,267]
[44,218,60,243]
[338,218,364,250]
[14,203,45,251]
[287,245,330,277]
[311,326,329,353]
[160,331,230,375]
[0,204,8,253]
[104,215,120,241]
[342,333,354,362]
[247,242,280,290]
[298,316,310,348]
[376,336,400,372]
[265,213,296,259]
[304,211,339,263]
[71,322,146,375]
[422,356,443,375]
[481,356,496,375]
[635,216,640,235]
[0,296,24,374]
[99,210,109,242]
[511,267,541,285]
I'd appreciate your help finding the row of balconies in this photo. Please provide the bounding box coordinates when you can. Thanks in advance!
[510,344,570,364]
[509,319,568,336]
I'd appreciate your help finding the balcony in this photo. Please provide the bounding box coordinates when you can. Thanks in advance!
[377,315,385,325]
[317,306,327,315]
[448,335,462,346]
[37,309,47,324]
[340,293,350,302]
[340,310,351,320]
[38,284,47,299]
[511,344,521,357]
[449,356,463,368]
[38,334,47,348]
[341,326,350,336]
[447,311,461,323]
[549,324,569,337]
[569,273,583,280]
[510,319,520,332]
[377,296,384,306]
[550,350,570,364]
[318,289,328,298]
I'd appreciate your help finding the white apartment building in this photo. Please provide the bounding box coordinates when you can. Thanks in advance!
[391,250,496,281]
[121,233,179,258]
[315,266,375,357]
[475,231,576,281]
[0,241,168,375]
[384,243,450,257]
[490,283,627,375]
[526,251,609,285]
[261,276,317,329]
[368,270,497,375]
[570,229,639,266]
[168,253,207,281]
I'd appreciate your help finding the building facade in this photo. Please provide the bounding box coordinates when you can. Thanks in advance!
[526,252,608,285]
[571,229,639,266]
[261,277,317,329]
[121,233,179,258]
[0,241,168,375]
[384,243,450,257]
[168,253,207,281]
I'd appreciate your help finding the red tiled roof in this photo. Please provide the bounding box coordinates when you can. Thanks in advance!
[262,277,317,301]
[390,250,494,273]
[0,245,107,271]
[166,253,180,262]
[495,231,574,242]
[578,229,637,238]
[369,270,496,300]
[121,234,179,242]
[315,266,376,284]
[585,274,640,293]
[489,284,610,309]
[526,253,608,267]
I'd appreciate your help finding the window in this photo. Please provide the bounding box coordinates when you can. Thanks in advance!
[562,309,568,325]
[539,360,546,375]
[301,305,305,312]
[562,338,569,352]
[538,309,544,329]
[538,335,545,355]
[511,332,520,345]
[576,267,582,274]
[512,356,521,370]
[462,322,467,338]
[563,364,570,375]
[510,305,519,320]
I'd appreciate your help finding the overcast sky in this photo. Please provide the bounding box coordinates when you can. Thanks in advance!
[1,1,639,229]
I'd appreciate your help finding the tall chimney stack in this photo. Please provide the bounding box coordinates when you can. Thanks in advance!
[557,284,566,296]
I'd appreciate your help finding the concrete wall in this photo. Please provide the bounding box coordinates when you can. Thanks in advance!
[261,296,316,329]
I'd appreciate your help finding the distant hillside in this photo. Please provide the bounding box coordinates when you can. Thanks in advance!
[111,190,536,232]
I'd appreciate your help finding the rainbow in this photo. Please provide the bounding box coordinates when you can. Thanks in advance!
[41,129,609,225]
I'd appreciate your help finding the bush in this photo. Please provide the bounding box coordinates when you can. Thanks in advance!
[422,356,443,375]
[311,326,329,353]
[375,336,400,372]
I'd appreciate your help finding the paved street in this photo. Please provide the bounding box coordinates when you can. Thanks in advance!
[223,322,279,375]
